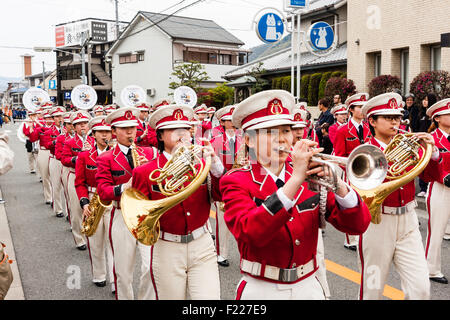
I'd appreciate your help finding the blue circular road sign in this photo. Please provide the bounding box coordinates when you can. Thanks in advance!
[308,21,334,51]
[256,12,285,44]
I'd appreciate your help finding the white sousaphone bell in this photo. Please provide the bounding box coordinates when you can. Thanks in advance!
[173,86,197,108]
[71,84,98,110]
[120,85,147,108]
[17,87,51,143]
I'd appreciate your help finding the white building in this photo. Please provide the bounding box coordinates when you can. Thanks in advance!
[106,11,248,105]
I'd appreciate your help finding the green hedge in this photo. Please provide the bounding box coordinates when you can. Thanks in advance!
[308,73,323,106]
[318,72,333,100]
[300,74,310,101]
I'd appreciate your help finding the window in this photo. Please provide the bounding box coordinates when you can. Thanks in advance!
[219,54,231,65]
[431,46,441,71]
[119,53,138,64]
[400,50,409,95]
[374,53,382,77]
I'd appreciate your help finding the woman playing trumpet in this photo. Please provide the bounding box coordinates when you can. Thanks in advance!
[219,90,371,300]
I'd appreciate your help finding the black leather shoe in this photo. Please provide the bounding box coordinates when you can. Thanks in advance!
[45,201,52,205]
[211,234,215,241]
[77,245,87,251]
[430,276,448,284]
[56,212,64,218]
[218,259,230,267]
[344,244,357,251]
[94,280,106,287]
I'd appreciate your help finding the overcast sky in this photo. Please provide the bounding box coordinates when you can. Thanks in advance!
[0,0,287,78]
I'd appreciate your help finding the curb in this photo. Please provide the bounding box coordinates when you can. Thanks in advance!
[0,187,25,300]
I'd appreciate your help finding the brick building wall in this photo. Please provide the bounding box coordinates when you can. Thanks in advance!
[347,0,450,94]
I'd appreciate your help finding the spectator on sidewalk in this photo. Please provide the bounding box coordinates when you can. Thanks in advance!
[0,130,14,299]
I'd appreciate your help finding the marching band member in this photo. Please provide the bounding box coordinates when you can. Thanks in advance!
[28,110,54,205]
[358,92,438,300]
[75,116,114,289]
[95,107,156,300]
[334,93,371,251]
[210,105,242,267]
[22,110,40,175]
[219,90,371,300]
[328,104,348,146]
[291,107,331,298]
[194,104,212,140]
[131,104,223,300]
[93,105,105,117]
[421,98,450,284]
[55,112,75,222]
[61,111,94,250]
[207,106,218,127]
[135,102,157,147]
[48,106,66,217]
[104,105,117,115]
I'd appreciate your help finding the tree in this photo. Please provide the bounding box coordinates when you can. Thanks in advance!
[248,62,269,93]
[410,70,450,102]
[207,83,235,108]
[324,77,356,102]
[368,75,402,98]
[169,61,210,92]
[308,73,323,106]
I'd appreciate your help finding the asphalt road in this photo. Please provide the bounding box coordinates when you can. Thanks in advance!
[1,121,448,300]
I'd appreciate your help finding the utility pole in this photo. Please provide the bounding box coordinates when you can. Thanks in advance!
[42,61,46,90]
[115,0,119,39]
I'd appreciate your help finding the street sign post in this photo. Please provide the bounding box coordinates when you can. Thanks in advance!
[306,21,337,56]
[285,0,308,9]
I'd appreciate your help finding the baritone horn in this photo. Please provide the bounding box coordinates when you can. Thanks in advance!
[353,129,433,224]
[120,143,211,246]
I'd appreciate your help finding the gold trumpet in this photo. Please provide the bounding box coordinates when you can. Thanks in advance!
[120,143,211,245]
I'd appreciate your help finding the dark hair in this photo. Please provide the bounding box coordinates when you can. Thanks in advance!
[367,115,379,136]
[156,129,164,153]
[318,99,330,108]
[321,123,330,133]
[427,93,437,108]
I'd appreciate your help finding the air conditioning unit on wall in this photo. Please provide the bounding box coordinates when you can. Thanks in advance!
[147,88,156,97]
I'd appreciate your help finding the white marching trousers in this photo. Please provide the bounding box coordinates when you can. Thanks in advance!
[85,192,114,284]
[37,149,52,202]
[359,210,430,300]
[109,207,153,300]
[214,202,231,259]
[425,182,450,278]
[27,152,37,172]
[235,273,326,300]
[150,232,220,300]
[67,171,86,247]
[316,229,330,299]
[61,166,71,220]
[48,157,64,214]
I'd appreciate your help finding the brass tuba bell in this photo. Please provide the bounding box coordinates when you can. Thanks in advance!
[120,144,211,246]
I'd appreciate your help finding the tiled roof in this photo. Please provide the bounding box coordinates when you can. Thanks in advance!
[140,11,244,45]
[224,43,347,79]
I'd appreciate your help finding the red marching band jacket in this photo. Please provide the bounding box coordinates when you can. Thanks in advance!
[132,152,222,235]
[61,135,95,168]
[368,137,416,208]
[46,125,64,156]
[27,125,54,150]
[328,122,346,146]
[95,144,156,204]
[219,161,371,284]
[210,131,243,171]
[135,120,158,148]
[333,121,372,157]
[55,132,73,161]
[74,146,108,207]
[421,129,450,185]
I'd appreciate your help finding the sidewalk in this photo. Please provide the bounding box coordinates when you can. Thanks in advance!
[0,186,25,300]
